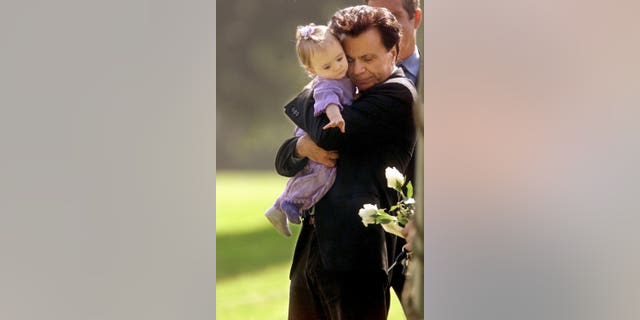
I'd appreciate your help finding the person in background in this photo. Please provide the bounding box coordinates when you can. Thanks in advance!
[366,0,421,85]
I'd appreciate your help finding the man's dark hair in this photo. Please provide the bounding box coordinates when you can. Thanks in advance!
[329,5,402,54]
[364,0,420,18]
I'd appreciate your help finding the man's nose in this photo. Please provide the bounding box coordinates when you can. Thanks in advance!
[350,60,364,75]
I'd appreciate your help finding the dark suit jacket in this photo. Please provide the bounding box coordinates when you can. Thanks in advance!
[276,69,417,273]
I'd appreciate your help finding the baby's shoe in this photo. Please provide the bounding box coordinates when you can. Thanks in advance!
[264,207,292,237]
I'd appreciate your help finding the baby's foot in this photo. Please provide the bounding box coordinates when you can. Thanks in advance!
[264,207,292,237]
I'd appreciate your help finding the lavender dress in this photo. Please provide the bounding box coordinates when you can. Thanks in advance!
[272,76,354,223]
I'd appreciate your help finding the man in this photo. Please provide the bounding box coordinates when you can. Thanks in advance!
[367,0,422,85]
[275,6,417,319]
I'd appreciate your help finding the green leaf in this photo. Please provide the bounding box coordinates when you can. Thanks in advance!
[397,216,409,226]
[377,216,397,224]
[406,181,413,199]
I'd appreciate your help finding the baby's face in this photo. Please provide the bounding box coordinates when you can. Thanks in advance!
[308,41,348,80]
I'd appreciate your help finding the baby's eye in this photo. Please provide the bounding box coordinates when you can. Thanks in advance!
[323,65,331,70]
[337,57,343,62]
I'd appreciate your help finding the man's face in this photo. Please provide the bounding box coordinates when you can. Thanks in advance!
[368,0,421,61]
[343,28,397,91]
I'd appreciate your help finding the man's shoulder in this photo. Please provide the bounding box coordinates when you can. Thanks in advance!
[383,77,418,104]
[365,75,417,105]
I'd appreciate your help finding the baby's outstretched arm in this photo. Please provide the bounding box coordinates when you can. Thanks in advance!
[322,104,346,133]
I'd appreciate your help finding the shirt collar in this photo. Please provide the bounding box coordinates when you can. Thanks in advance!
[398,46,420,79]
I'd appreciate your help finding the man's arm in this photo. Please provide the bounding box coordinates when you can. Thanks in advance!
[275,137,306,177]
[287,82,415,150]
[274,135,339,177]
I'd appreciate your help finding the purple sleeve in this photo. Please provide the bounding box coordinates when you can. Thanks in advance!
[312,79,344,117]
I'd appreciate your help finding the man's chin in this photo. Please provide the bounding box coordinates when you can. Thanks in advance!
[355,79,374,90]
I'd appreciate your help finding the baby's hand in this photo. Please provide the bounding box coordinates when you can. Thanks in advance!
[323,104,346,133]
[323,117,345,133]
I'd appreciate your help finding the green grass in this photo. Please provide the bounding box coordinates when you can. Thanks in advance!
[216,170,406,319]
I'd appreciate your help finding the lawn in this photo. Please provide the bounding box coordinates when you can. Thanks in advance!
[216,170,406,319]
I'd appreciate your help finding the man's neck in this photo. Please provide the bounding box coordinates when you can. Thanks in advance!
[398,46,416,62]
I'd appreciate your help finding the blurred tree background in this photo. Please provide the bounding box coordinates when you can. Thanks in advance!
[217,0,352,169]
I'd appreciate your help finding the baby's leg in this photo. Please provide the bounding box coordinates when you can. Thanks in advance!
[281,201,303,224]
[281,162,336,223]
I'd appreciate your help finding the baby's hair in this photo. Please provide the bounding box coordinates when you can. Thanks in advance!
[295,23,341,70]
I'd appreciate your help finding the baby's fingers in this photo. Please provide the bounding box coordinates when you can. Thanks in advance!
[338,121,346,133]
[323,121,339,131]
[322,123,334,130]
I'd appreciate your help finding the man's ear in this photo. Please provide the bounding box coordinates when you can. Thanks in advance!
[413,8,422,29]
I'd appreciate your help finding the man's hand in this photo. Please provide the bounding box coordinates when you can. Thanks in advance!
[322,104,346,133]
[295,134,339,167]
[402,219,416,252]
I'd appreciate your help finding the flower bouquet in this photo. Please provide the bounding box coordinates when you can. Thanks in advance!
[358,167,415,238]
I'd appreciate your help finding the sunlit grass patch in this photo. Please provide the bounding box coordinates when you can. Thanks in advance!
[216,170,406,319]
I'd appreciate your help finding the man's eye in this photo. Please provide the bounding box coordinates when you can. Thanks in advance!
[346,57,354,63]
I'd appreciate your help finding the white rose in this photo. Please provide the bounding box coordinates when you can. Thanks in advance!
[404,198,415,205]
[382,221,405,238]
[358,204,379,226]
[385,167,405,189]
